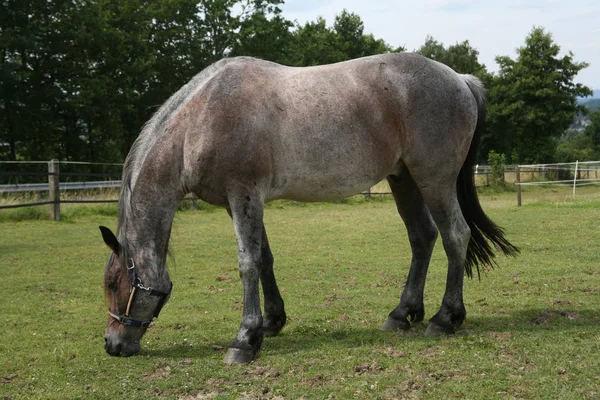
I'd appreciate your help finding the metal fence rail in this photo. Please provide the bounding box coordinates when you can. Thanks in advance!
[0,180,122,193]
[3,159,599,218]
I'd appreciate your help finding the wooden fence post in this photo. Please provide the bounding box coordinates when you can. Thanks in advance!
[48,159,60,221]
[516,165,521,207]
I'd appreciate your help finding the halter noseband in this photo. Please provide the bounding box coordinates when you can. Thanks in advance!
[108,259,172,328]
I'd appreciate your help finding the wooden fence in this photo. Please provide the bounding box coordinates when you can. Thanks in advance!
[2,160,599,219]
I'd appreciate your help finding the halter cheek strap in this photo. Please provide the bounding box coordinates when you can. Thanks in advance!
[108,259,172,328]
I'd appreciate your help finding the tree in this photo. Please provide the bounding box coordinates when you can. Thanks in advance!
[483,27,592,163]
[555,134,597,163]
[289,10,396,67]
[584,109,600,150]
[230,1,295,64]
[417,36,486,76]
[0,2,397,162]
[289,17,346,66]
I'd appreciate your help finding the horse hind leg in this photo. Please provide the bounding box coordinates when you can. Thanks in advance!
[416,181,470,335]
[381,169,438,331]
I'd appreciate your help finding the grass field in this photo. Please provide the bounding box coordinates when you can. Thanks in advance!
[1,187,600,399]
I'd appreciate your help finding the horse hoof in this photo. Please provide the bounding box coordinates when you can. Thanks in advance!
[381,317,410,331]
[425,322,453,336]
[224,348,256,364]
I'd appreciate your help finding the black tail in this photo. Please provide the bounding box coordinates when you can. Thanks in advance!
[459,76,520,279]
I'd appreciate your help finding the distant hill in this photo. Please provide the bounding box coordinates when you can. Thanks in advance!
[578,90,600,113]
[581,98,600,113]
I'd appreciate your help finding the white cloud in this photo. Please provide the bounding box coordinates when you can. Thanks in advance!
[280,0,600,90]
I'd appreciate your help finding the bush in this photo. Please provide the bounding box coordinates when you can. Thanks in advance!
[487,150,506,189]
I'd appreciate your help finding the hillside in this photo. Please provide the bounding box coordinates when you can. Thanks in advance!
[581,98,600,113]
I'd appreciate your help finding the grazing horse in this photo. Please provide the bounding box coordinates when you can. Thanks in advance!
[100,52,518,363]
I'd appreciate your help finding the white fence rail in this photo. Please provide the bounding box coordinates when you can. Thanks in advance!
[515,160,600,206]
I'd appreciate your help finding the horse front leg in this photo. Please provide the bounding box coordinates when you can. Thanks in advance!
[226,209,287,338]
[224,192,265,364]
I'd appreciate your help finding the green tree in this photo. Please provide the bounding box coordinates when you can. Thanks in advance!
[484,27,592,164]
[417,36,486,75]
[289,10,396,67]
[1,2,398,162]
[555,134,597,162]
[487,150,506,188]
[584,109,600,151]
[333,10,392,60]
[289,17,345,66]
[230,1,295,64]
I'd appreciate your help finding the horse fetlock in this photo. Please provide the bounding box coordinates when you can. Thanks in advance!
[382,301,424,331]
[263,312,286,337]
[426,304,466,335]
[407,305,425,323]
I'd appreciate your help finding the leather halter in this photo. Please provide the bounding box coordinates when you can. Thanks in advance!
[108,259,172,328]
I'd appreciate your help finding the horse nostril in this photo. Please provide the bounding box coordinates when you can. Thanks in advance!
[104,337,108,343]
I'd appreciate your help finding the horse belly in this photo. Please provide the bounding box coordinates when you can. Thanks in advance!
[269,147,394,202]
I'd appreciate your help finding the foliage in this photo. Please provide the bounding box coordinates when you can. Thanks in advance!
[2,195,600,398]
[487,150,506,188]
[555,134,598,163]
[554,109,600,162]
[0,3,396,163]
[230,3,295,64]
[416,36,487,76]
[1,5,593,167]
[483,27,592,164]
[288,10,397,67]
[584,109,600,150]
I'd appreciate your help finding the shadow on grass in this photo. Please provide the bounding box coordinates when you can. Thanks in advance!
[139,308,599,360]
[141,343,218,360]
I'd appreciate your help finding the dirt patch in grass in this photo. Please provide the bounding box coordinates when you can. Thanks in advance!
[353,361,383,374]
[142,363,172,381]
[530,310,580,325]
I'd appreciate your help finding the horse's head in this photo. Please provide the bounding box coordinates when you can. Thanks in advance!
[100,226,171,357]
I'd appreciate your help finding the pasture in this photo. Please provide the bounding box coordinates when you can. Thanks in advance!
[1,188,599,399]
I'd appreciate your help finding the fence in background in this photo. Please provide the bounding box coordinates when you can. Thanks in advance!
[2,160,600,219]
[0,160,122,220]
[515,161,600,206]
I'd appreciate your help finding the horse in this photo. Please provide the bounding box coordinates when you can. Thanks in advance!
[99,52,519,364]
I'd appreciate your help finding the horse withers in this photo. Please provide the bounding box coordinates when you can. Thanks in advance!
[100,52,518,363]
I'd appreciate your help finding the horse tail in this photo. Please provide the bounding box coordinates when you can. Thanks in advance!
[458,75,519,279]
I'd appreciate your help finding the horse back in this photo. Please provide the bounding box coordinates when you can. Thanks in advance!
[174,53,479,204]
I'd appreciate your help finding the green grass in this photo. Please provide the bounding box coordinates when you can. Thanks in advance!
[1,190,600,399]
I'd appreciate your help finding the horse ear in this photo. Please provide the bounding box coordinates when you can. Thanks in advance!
[99,226,120,254]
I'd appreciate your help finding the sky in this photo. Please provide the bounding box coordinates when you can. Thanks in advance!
[280,0,600,94]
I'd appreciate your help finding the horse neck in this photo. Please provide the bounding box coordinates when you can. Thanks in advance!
[120,154,184,282]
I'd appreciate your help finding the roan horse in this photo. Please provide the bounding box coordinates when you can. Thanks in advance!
[100,52,519,364]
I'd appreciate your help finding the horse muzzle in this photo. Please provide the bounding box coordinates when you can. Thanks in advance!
[104,337,141,357]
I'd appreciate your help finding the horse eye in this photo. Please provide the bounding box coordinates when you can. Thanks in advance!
[107,281,118,292]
